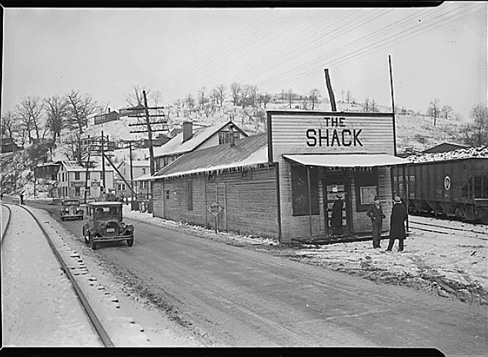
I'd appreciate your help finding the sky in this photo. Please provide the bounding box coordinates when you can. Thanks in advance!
[2,2,487,120]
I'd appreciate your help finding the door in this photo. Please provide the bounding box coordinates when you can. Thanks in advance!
[323,169,349,236]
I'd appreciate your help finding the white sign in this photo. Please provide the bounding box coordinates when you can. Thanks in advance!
[208,202,223,217]
[444,176,451,191]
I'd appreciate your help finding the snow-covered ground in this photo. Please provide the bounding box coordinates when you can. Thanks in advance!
[1,203,203,347]
[124,206,488,306]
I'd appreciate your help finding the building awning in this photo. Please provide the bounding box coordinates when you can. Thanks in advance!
[283,154,409,167]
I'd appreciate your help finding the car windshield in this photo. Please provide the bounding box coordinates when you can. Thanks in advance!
[93,206,121,218]
[63,200,79,206]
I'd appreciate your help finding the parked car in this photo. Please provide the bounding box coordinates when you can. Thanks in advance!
[60,199,84,221]
[82,202,134,250]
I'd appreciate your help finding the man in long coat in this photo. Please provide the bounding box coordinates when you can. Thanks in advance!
[367,195,385,248]
[331,194,344,236]
[386,196,408,252]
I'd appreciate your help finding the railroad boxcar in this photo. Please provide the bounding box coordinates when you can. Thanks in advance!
[392,158,488,223]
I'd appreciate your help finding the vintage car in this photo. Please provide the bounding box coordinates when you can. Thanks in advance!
[59,199,84,221]
[82,202,134,250]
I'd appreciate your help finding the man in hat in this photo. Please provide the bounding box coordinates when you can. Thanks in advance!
[331,193,344,236]
[367,195,386,248]
[386,196,408,252]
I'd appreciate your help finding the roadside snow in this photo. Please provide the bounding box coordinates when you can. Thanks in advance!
[124,207,488,306]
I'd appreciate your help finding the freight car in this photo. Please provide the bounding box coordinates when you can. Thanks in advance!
[392,157,488,223]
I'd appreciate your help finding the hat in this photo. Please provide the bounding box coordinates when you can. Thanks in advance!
[373,196,379,201]
[394,196,402,203]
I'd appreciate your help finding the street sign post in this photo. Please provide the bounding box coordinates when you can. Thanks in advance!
[208,202,223,233]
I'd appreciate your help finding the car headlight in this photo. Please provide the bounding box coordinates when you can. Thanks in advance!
[99,222,106,229]
[119,222,126,229]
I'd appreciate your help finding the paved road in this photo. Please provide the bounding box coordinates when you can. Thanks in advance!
[29,200,488,352]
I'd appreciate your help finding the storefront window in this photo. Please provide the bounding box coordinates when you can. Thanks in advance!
[291,165,319,216]
[355,168,378,211]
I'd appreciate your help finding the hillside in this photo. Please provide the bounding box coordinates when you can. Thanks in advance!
[0,103,469,199]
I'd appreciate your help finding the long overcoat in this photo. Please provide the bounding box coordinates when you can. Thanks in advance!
[389,202,408,239]
[331,199,343,227]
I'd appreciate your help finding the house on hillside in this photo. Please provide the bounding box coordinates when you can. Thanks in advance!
[94,110,120,125]
[55,161,114,199]
[151,111,408,244]
[153,120,248,172]
[422,142,468,154]
[1,137,20,153]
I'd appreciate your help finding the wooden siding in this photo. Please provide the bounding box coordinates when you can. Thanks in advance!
[268,112,395,162]
[153,166,279,238]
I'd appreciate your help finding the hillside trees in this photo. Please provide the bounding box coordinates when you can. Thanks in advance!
[427,98,441,125]
[230,82,242,106]
[461,103,488,146]
[0,111,19,151]
[309,89,321,110]
[45,95,69,143]
[212,84,226,107]
[15,96,45,144]
[66,90,97,164]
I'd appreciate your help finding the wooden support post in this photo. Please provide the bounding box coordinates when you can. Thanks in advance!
[324,69,337,112]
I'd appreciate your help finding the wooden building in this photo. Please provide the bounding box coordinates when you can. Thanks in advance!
[151,111,408,243]
[94,111,120,125]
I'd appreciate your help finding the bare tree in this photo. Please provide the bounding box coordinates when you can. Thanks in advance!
[198,87,208,108]
[1,111,19,151]
[15,96,44,144]
[309,89,321,110]
[184,94,196,110]
[212,85,226,107]
[363,96,370,112]
[427,98,440,126]
[66,90,96,135]
[462,104,488,146]
[441,105,453,119]
[241,85,258,108]
[126,85,150,107]
[370,98,377,113]
[286,89,295,108]
[230,82,242,106]
[45,95,69,143]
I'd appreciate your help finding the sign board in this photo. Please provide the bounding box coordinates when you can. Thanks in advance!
[267,111,395,162]
[208,202,223,217]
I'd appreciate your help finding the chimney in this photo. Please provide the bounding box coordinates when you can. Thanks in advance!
[182,121,193,143]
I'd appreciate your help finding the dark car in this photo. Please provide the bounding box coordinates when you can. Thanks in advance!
[82,202,134,250]
[60,199,84,221]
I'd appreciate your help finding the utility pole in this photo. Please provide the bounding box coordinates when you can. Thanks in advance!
[101,130,106,192]
[127,90,168,211]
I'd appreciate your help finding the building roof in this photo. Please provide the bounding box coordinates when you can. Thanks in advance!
[152,133,269,179]
[422,142,468,154]
[117,160,151,168]
[153,120,247,158]
[57,160,114,172]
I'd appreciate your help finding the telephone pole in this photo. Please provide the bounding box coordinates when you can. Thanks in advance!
[127,90,168,210]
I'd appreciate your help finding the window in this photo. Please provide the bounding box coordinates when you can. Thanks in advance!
[187,180,193,211]
[166,190,170,199]
[219,131,240,144]
[75,172,80,180]
[291,165,319,216]
[355,168,378,211]
[142,168,146,175]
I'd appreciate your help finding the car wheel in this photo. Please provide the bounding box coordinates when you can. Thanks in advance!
[127,238,134,247]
